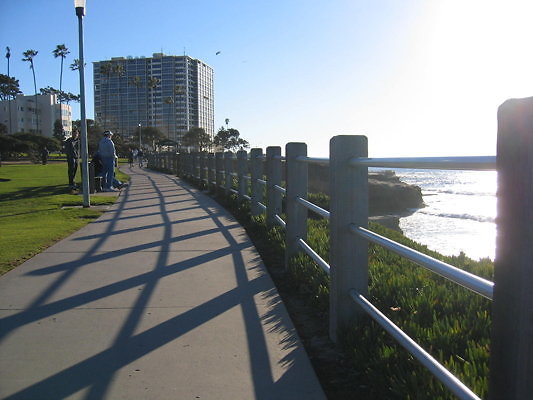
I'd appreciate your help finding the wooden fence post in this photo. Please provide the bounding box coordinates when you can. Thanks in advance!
[250,148,264,216]
[329,135,368,342]
[193,153,197,179]
[489,98,533,400]
[184,153,189,177]
[215,152,224,192]
[237,150,247,202]
[199,152,207,185]
[224,152,233,196]
[285,142,308,269]
[172,153,176,175]
[208,153,215,192]
[266,146,282,228]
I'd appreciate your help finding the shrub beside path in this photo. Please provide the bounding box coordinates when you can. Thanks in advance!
[0,166,325,400]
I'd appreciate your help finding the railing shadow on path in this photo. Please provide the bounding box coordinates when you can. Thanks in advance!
[0,166,321,400]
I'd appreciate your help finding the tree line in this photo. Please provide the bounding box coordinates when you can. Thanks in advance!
[1,45,251,159]
[0,119,251,162]
[181,126,249,153]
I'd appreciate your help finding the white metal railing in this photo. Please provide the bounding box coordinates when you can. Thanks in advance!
[351,225,494,299]
[351,156,496,170]
[351,290,482,400]
[151,147,493,400]
[149,103,533,399]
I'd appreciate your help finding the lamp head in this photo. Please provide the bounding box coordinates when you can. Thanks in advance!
[74,0,86,16]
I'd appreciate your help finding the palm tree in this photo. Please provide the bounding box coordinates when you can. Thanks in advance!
[52,44,69,138]
[69,59,83,71]
[98,62,113,129]
[174,85,185,146]
[22,49,39,134]
[52,44,69,100]
[128,76,143,137]
[113,62,125,135]
[146,76,160,128]
[164,96,174,139]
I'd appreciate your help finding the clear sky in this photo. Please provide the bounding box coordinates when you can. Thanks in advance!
[2,0,533,157]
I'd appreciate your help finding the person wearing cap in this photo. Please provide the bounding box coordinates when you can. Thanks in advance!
[97,130,118,192]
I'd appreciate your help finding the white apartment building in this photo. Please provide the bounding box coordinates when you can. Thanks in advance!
[0,94,72,138]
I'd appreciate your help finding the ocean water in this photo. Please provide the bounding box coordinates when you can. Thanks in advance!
[372,168,497,261]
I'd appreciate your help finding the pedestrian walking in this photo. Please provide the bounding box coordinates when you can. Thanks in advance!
[137,149,144,167]
[128,148,134,167]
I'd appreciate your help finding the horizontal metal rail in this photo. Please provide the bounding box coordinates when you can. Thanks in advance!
[230,172,238,177]
[242,194,251,201]
[274,214,286,229]
[242,175,251,181]
[273,185,286,194]
[351,290,481,400]
[297,238,331,274]
[257,202,267,211]
[229,188,238,195]
[351,225,494,299]
[296,197,330,220]
[295,155,330,165]
[350,156,496,171]
[256,179,267,186]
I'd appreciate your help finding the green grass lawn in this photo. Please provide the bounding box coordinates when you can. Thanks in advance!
[0,163,126,275]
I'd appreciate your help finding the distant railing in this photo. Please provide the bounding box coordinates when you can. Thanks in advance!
[147,98,533,400]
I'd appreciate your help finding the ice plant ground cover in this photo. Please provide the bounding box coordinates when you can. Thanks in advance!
[210,185,493,400]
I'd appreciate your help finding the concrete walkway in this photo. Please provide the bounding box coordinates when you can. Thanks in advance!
[0,166,325,400]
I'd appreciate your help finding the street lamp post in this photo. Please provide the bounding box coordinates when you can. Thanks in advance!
[75,0,90,207]
[139,123,142,149]
[5,47,13,136]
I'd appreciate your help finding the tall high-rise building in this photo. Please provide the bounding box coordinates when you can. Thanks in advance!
[93,53,214,146]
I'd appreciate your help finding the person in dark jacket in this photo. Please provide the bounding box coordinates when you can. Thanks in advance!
[127,148,133,167]
[137,149,144,167]
[41,147,49,165]
[64,131,79,188]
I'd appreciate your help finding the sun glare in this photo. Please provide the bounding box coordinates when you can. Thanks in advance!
[403,0,533,156]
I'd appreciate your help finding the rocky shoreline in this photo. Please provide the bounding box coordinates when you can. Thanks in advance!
[308,165,424,231]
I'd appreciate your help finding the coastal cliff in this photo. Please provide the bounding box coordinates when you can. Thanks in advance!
[308,164,424,231]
